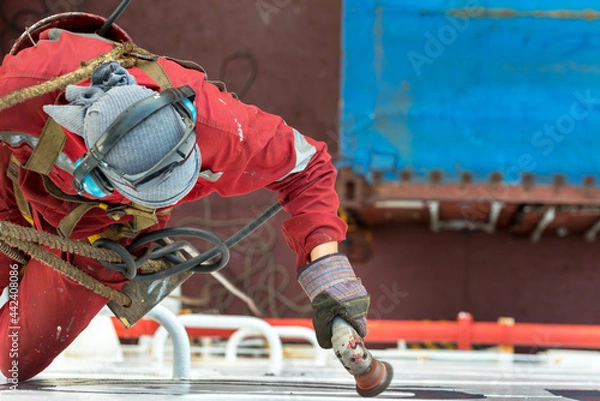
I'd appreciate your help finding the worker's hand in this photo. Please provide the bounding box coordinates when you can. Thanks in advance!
[297,253,370,348]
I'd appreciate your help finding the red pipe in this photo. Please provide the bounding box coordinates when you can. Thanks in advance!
[358,313,600,350]
[112,313,600,350]
[471,322,600,349]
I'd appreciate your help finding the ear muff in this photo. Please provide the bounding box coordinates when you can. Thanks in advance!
[182,98,197,123]
[74,158,113,198]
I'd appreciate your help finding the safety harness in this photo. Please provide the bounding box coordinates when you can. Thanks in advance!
[3,40,178,241]
[0,37,183,306]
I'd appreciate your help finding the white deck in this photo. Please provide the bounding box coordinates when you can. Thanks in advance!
[3,342,600,400]
[1,307,599,400]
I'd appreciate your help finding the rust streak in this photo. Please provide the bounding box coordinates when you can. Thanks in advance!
[449,8,600,20]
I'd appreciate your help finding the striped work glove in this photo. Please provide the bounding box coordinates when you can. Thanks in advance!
[297,253,370,348]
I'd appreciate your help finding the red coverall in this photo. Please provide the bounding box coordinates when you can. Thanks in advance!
[0,29,347,381]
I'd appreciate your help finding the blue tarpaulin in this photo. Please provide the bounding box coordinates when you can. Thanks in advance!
[340,0,600,186]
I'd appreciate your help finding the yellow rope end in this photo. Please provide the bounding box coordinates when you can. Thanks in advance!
[22,214,34,227]
[87,234,102,244]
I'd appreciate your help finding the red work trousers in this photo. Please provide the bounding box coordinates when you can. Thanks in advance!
[0,252,126,381]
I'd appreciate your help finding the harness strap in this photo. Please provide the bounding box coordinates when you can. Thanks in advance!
[42,174,165,239]
[7,156,165,239]
[23,117,66,175]
[57,203,107,239]
[105,203,171,233]
[136,58,173,90]
[8,155,34,226]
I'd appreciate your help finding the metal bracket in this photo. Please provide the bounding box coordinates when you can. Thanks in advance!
[427,200,504,233]
[530,207,556,243]
[585,218,600,242]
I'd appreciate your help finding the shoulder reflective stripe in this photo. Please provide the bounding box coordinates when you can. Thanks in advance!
[276,128,317,182]
[198,169,223,182]
[0,131,75,174]
[0,131,38,148]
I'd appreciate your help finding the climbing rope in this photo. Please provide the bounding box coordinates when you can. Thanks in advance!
[2,235,133,306]
[0,221,170,306]
[0,239,27,265]
[0,203,283,307]
[0,42,150,112]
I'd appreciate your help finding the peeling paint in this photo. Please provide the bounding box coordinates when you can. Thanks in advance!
[449,8,600,20]
[156,281,168,303]
[65,316,75,333]
[148,280,160,293]
[234,118,244,142]
[147,280,168,303]
[351,352,363,364]
[347,338,362,349]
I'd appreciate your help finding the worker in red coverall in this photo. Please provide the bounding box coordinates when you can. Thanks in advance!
[0,26,370,382]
